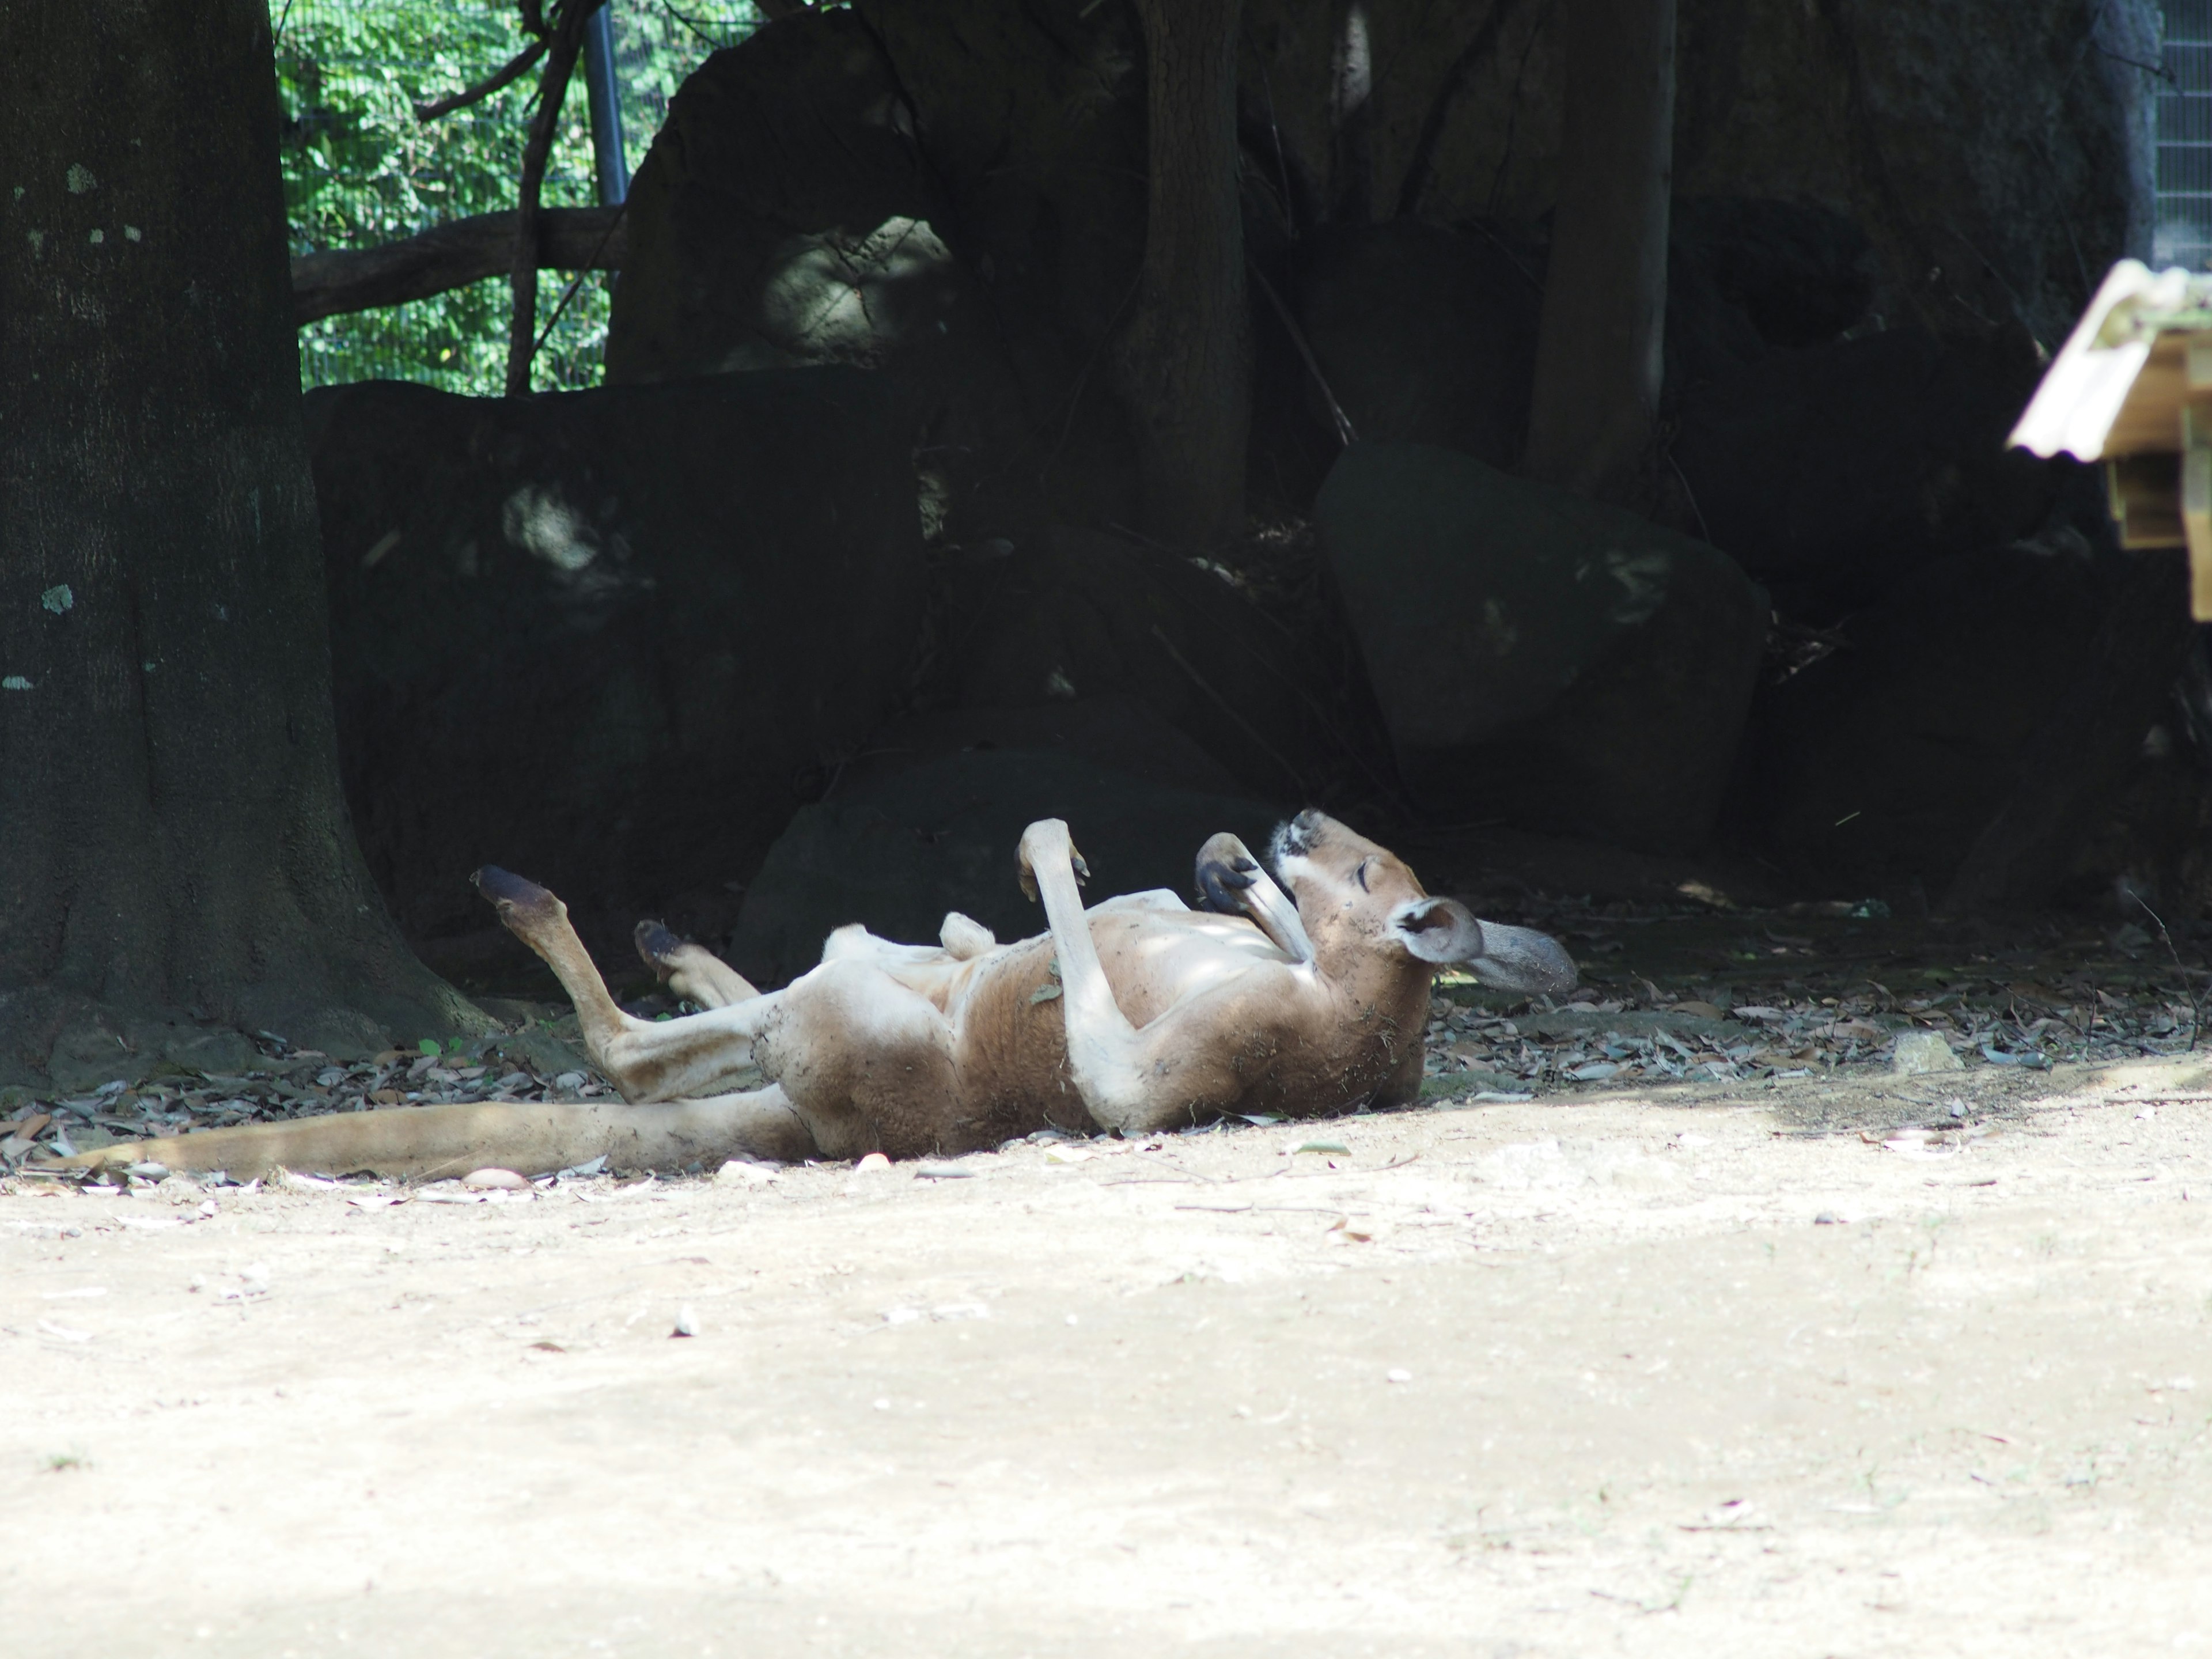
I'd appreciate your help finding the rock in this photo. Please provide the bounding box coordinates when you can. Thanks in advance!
[606,2,1148,537]
[249,1008,390,1065]
[1273,0,2147,353]
[729,747,1279,988]
[44,1021,143,1096]
[158,1029,264,1077]
[1668,198,1873,353]
[715,1160,779,1187]
[854,1152,892,1173]
[1317,443,1766,853]
[1891,1031,1964,1075]
[490,1028,592,1086]
[461,1168,530,1191]
[1287,203,1865,484]
[949,528,1342,805]
[1293,221,1541,470]
[842,695,1243,800]
[1672,328,2060,617]
[306,369,925,966]
[602,0,2147,552]
[1745,526,2129,884]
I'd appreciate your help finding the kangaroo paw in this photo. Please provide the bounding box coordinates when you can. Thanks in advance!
[1194,832,1260,914]
[635,919,685,982]
[473,865,562,929]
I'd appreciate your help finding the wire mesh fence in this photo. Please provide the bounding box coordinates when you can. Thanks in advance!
[276,0,762,394]
[2161,1,2212,271]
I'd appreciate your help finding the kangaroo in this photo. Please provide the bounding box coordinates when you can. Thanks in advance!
[50,811,1574,1179]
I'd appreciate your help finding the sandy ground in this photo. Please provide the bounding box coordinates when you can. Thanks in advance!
[6,1057,2212,1658]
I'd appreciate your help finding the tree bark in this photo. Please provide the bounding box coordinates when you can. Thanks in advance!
[0,0,479,1077]
[292,206,626,325]
[506,2,592,397]
[1521,0,1676,499]
[1112,0,1253,551]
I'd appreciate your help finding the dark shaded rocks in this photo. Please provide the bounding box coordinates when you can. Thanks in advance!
[1744,527,2135,887]
[946,528,1356,806]
[1668,197,1873,353]
[728,748,1279,988]
[1282,199,1870,493]
[1293,221,1541,470]
[305,369,925,965]
[1317,443,1766,854]
[841,695,1247,800]
[606,1,1150,539]
[1673,328,2058,618]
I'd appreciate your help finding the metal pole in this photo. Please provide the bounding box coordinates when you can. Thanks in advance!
[581,2,629,206]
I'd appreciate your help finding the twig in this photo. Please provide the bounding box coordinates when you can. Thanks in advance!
[1393,0,1529,220]
[507,3,593,397]
[2131,893,2203,1051]
[658,0,732,48]
[1246,256,1357,447]
[1149,624,1310,801]
[414,37,550,122]
[527,198,628,365]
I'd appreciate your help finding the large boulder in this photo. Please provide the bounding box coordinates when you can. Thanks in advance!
[605,0,2150,565]
[1317,443,1766,853]
[1744,524,2134,886]
[306,369,925,967]
[1286,199,1870,489]
[1293,221,1541,471]
[839,694,1247,800]
[728,748,1279,988]
[1672,327,2058,618]
[1246,0,2150,353]
[607,2,1150,538]
[947,527,1357,807]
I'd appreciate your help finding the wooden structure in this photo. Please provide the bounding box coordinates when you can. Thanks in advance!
[2011,259,2212,617]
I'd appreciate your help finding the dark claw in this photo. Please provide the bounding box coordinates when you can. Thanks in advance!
[634,919,684,981]
[472,865,551,911]
[1195,858,1257,915]
[1071,850,1091,885]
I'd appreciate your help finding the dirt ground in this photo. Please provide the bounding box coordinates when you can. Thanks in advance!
[6,1054,2212,1658]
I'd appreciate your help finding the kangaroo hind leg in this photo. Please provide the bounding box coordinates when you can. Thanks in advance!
[636,921,760,1009]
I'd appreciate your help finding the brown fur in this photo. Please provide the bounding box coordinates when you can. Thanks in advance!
[45,813,1573,1177]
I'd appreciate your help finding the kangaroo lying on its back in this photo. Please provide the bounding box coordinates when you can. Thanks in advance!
[51,810,1575,1179]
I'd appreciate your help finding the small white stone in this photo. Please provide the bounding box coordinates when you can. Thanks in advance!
[854,1152,892,1173]
[671,1305,699,1338]
[1891,1031,1963,1075]
[461,1168,528,1190]
[1386,1368,1414,1384]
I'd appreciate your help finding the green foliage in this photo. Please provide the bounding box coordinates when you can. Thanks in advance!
[275,1,761,395]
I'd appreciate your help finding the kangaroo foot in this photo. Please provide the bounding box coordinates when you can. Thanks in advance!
[1193,832,1314,964]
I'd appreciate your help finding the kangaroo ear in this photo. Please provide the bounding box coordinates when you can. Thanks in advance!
[1462,922,1580,995]
[1388,897,1486,964]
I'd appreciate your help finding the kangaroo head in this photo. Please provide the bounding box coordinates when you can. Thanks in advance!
[1266,810,1578,996]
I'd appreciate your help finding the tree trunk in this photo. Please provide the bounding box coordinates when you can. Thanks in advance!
[1112,0,1253,551]
[1521,0,1676,499]
[506,3,592,397]
[0,0,479,1081]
